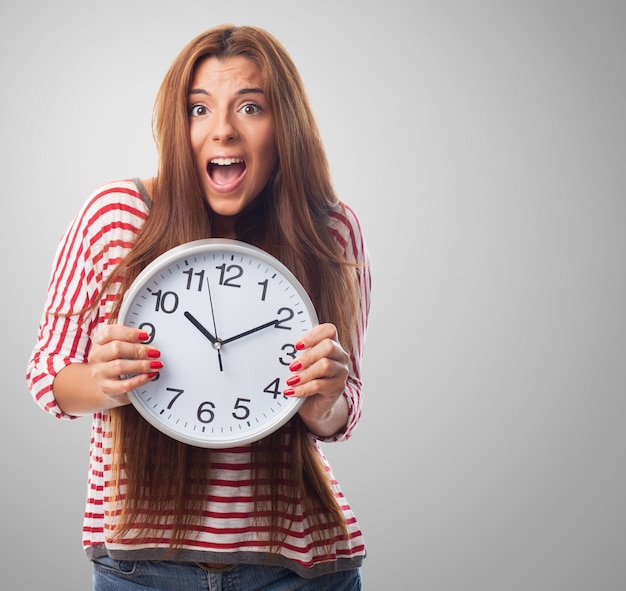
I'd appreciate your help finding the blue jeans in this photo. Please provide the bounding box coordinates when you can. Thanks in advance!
[92,556,362,590]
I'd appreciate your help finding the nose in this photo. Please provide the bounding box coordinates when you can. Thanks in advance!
[211,111,237,143]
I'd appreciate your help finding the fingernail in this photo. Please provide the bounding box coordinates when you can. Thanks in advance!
[283,388,296,396]
[147,349,161,359]
[147,372,159,379]
[295,341,306,351]
[289,360,302,372]
[150,361,163,369]
[138,332,150,342]
[286,375,300,387]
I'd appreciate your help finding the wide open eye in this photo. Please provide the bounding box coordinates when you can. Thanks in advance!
[239,103,263,116]
[189,104,209,117]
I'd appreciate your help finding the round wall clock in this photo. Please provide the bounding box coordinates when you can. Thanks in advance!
[117,238,317,448]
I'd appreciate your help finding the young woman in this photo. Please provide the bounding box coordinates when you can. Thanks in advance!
[27,24,371,591]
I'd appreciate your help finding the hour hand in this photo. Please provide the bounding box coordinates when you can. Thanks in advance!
[184,311,220,347]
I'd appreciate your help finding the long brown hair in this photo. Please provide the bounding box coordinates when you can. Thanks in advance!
[106,25,359,551]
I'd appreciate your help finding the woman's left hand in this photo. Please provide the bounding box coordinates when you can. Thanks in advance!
[285,323,350,436]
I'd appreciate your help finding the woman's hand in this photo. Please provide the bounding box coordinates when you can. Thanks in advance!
[284,323,351,437]
[87,324,162,408]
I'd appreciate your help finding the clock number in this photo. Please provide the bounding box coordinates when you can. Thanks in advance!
[232,398,251,420]
[138,322,156,344]
[216,263,243,287]
[279,343,297,366]
[258,279,268,301]
[166,387,184,409]
[197,401,215,424]
[152,289,179,314]
[263,378,282,400]
[274,307,294,330]
[182,267,205,291]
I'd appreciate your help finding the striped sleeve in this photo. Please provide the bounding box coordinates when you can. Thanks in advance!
[322,202,372,442]
[26,181,149,419]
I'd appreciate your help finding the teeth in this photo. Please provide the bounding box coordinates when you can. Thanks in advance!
[210,157,243,166]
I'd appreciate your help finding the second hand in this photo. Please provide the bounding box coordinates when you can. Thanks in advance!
[206,275,223,372]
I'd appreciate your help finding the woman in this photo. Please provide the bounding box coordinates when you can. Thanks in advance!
[27,24,371,590]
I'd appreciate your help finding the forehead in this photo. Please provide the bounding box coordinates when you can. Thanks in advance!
[190,56,265,90]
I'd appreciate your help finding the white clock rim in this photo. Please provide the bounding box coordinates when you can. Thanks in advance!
[129,395,305,448]
[117,238,318,448]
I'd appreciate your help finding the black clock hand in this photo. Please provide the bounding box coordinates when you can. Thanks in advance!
[183,311,220,347]
[221,319,279,346]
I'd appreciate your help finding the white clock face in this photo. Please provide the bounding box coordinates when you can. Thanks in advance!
[118,239,317,448]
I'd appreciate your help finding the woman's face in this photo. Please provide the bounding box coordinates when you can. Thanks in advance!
[188,56,278,237]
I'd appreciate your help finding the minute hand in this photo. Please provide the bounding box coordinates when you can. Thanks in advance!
[221,319,279,346]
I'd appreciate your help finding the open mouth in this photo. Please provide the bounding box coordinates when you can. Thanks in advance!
[208,157,246,187]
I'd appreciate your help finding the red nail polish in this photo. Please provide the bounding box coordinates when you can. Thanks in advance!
[147,349,161,358]
[286,375,300,387]
[147,372,159,380]
[138,332,150,342]
[150,361,163,369]
[295,341,306,351]
[289,360,302,372]
[283,388,295,396]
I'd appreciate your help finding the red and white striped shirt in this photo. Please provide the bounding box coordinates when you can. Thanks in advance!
[26,179,371,577]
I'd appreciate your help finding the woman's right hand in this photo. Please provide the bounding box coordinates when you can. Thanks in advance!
[87,324,162,407]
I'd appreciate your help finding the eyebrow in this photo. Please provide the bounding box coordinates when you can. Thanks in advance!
[188,87,264,97]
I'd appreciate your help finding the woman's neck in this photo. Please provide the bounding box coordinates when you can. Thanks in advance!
[211,213,236,239]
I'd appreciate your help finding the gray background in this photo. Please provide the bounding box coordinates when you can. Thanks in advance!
[2,1,625,589]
